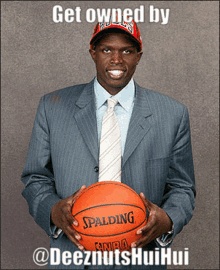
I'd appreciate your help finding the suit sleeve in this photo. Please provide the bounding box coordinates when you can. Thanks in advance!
[21,96,61,237]
[161,106,196,238]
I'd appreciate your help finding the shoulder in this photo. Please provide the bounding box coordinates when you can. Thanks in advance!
[146,88,185,108]
[35,81,93,118]
[136,84,189,125]
[42,83,88,104]
[139,85,187,113]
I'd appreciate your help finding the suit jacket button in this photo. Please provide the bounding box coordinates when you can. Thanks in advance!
[94,166,99,172]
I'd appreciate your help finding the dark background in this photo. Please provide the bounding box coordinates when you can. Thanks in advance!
[1,1,219,269]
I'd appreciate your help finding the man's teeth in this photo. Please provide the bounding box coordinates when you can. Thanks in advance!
[109,70,123,76]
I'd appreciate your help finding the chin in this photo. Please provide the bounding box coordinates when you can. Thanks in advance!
[98,75,129,93]
[108,77,129,88]
[108,82,126,91]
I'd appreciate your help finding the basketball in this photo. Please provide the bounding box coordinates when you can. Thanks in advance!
[72,181,147,252]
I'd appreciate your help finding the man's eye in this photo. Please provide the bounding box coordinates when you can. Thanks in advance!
[123,50,131,54]
[103,49,111,53]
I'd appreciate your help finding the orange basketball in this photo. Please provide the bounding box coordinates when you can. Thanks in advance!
[72,181,147,252]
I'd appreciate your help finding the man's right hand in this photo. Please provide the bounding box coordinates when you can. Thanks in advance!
[51,185,86,250]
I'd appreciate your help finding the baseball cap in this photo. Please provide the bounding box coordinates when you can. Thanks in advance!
[90,17,142,51]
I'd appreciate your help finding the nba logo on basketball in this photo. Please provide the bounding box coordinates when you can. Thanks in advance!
[95,238,129,252]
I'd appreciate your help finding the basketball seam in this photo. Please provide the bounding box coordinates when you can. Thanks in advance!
[72,203,146,218]
[74,219,147,237]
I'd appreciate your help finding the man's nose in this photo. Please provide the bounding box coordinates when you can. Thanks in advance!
[111,51,123,64]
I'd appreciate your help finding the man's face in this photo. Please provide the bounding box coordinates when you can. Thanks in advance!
[90,32,142,95]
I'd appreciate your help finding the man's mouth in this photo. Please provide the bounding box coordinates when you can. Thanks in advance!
[107,70,125,79]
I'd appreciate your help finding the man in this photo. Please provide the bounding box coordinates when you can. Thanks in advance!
[22,18,195,269]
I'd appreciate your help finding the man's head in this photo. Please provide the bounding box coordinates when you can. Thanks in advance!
[89,20,143,95]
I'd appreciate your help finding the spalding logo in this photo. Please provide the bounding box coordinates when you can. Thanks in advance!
[83,211,134,229]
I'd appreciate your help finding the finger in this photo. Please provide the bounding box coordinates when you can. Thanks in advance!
[66,231,85,251]
[65,210,78,226]
[65,224,82,241]
[64,211,79,227]
[137,229,160,248]
[136,213,156,235]
[66,185,87,205]
[140,193,153,210]
[61,204,78,226]
[64,187,87,225]
[64,202,80,226]
[71,216,79,227]
[62,226,85,251]
[73,185,87,199]
[131,227,157,248]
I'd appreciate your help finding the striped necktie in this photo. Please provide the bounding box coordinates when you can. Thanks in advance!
[98,97,122,182]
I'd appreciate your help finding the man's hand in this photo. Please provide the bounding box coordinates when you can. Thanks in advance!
[131,193,172,248]
[51,185,86,250]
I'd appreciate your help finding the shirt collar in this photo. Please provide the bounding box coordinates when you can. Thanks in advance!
[94,77,135,112]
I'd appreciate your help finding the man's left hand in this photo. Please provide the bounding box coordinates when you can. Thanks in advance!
[131,193,172,248]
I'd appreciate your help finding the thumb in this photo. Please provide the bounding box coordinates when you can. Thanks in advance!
[68,185,86,204]
[140,192,152,211]
[73,185,86,199]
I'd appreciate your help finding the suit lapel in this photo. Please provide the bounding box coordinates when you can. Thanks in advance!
[74,81,152,166]
[74,80,99,164]
[122,83,152,167]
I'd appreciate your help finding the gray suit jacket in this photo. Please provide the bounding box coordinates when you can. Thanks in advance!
[21,79,195,269]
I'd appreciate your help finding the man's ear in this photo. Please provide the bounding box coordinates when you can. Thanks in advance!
[89,48,96,63]
[136,51,143,64]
